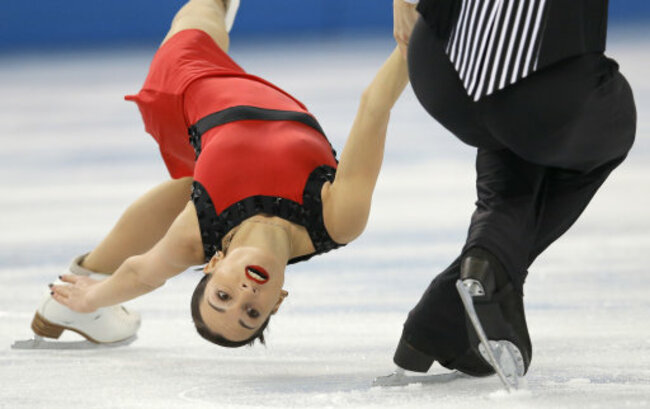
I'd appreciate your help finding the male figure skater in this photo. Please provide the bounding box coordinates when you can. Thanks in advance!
[391,0,635,384]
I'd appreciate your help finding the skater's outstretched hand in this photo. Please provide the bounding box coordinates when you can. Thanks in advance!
[393,0,418,58]
[50,275,101,313]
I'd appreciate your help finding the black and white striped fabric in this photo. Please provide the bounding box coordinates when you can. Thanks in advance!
[445,0,550,101]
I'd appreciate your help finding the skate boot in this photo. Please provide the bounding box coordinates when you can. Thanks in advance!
[393,249,531,385]
[393,256,488,375]
[455,248,532,389]
[223,0,240,32]
[30,254,141,344]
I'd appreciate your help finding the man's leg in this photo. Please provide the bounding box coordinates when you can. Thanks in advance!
[463,148,547,292]
[526,156,626,268]
[493,62,636,269]
[82,177,193,273]
[394,148,544,375]
[524,67,636,269]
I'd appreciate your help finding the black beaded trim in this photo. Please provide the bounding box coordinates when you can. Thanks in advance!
[188,105,337,160]
[190,165,344,264]
[292,165,342,264]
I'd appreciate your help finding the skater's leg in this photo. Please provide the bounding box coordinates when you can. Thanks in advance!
[77,0,240,274]
[82,1,237,274]
[526,156,626,267]
[393,257,469,372]
[463,148,547,291]
[407,18,502,150]
[465,153,629,286]
[394,149,544,375]
[449,149,543,374]
[28,177,192,344]
[25,0,231,345]
[162,0,230,51]
[82,177,193,273]
[451,108,633,380]
[525,68,636,267]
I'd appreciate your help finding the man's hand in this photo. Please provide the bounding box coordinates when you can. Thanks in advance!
[393,0,419,58]
[51,275,101,313]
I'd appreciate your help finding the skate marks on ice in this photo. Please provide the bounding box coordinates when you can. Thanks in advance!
[176,372,376,408]
[175,356,530,409]
[11,334,137,350]
[176,370,522,409]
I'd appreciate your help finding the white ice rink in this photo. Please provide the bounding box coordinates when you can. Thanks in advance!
[1,30,649,408]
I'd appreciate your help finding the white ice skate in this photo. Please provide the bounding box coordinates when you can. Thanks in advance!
[12,255,140,350]
[224,0,240,32]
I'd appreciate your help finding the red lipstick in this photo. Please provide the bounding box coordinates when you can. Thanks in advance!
[245,265,269,284]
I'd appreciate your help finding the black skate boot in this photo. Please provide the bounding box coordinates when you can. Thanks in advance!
[393,256,494,376]
[393,249,532,385]
[456,248,532,389]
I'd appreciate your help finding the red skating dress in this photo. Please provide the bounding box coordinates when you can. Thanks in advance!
[126,29,342,263]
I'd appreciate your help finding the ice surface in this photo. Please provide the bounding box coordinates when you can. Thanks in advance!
[1,31,649,409]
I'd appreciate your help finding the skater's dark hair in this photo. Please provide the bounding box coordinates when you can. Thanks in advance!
[191,273,270,348]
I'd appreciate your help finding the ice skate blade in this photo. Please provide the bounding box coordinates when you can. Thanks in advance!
[456,280,525,392]
[478,340,525,388]
[11,335,137,350]
[372,368,467,387]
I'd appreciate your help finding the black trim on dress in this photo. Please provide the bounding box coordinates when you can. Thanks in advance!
[190,165,344,265]
[188,105,335,159]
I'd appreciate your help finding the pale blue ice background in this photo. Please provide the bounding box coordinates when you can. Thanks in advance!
[0,31,649,408]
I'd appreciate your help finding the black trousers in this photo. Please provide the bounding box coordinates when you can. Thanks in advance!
[408,18,636,291]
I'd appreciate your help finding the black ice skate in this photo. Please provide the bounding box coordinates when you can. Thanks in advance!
[380,249,531,391]
[455,248,532,390]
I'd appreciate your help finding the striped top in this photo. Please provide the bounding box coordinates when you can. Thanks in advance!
[445,0,550,101]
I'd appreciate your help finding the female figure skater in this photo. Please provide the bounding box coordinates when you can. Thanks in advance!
[36,0,409,347]
[390,0,635,384]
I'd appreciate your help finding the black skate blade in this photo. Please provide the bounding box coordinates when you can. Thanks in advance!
[455,280,525,392]
[372,368,467,387]
[11,335,137,350]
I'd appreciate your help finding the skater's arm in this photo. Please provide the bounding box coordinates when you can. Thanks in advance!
[393,0,419,58]
[88,202,205,307]
[322,48,408,243]
[52,202,205,312]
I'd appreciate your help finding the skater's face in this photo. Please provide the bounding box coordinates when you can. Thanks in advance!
[199,247,288,341]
